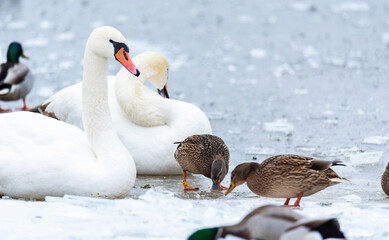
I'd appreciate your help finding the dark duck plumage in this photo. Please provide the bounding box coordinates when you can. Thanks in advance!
[0,42,34,112]
[225,155,348,207]
[381,163,389,196]
[174,134,229,191]
[188,205,347,240]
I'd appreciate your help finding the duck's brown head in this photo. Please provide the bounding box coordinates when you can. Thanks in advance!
[211,158,228,190]
[225,162,256,196]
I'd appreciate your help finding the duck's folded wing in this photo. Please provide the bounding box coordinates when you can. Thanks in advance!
[3,64,29,85]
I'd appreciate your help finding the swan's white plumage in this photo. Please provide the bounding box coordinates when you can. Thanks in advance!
[0,26,137,199]
[43,52,212,175]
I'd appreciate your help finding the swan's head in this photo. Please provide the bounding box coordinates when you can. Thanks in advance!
[87,26,140,77]
[133,51,170,98]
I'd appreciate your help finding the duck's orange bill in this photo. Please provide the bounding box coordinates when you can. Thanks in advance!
[115,48,139,77]
[225,183,236,196]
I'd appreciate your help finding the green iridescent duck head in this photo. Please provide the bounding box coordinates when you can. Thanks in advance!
[6,42,28,63]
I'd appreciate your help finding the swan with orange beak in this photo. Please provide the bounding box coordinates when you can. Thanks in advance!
[110,39,140,77]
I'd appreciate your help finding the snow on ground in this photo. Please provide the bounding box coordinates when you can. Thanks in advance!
[1,0,389,239]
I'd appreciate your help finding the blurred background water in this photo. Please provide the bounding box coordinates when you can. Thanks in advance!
[1,0,389,239]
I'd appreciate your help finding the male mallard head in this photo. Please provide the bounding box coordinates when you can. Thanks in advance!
[188,227,221,240]
[7,42,28,63]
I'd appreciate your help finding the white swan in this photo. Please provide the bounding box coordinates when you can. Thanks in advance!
[40,51,212,175]
[0,26,139,199]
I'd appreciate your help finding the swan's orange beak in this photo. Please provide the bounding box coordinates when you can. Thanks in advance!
[158,83,170,99]
[225,183,236,196]
[115,48,140,77]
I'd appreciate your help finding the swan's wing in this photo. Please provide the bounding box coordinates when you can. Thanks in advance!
[0,112,92,163]
[43,82,84,129]
[0,112,95,198]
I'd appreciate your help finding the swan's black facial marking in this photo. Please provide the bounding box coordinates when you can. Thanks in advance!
[109,39,129,55]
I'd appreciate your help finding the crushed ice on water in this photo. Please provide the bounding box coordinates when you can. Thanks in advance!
[263,119,294,134]
[331,2,370,12]
[349,151,384,166]
[24,38,49,48]
[245,147,275,156]
[363,136,389,145]
[250,48,267,59]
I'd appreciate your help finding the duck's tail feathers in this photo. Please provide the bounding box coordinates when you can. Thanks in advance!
[0,83,11,95]
[332,160,346,167]
[330,177,350,183]
[174,141,182,149]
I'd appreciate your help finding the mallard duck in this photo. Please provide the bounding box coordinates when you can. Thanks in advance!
[174,134,229,190]
[225,155,348,207]
[0,26,139,199]
[381,163,389,196]
[188,205,346,240]
[32,51,211,175]
[0,42,33,112]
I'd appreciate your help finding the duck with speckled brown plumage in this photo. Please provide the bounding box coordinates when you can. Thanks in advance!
[0,42,34,112]
[174,134,229,191]
[225,155,349,207]
[381,163,389,196]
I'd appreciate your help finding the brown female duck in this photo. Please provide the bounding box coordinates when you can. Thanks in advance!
[225,155,348,207]
[174,134,229,191]
[381,163,389,196]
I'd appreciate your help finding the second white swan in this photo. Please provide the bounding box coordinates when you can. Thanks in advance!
[41,51,212,175]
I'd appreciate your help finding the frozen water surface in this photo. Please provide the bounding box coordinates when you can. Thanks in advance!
[1,0,389,239]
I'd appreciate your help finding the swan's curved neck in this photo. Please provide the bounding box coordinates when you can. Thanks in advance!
[82,48,122,159]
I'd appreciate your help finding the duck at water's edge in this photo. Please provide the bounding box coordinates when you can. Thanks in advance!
[225,155,349,207]
[0,42,34,112]
[174,134,229,191]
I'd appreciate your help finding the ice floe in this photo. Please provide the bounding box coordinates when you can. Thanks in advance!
[331,2,370,12]
[363,136,389,145]
[250,48,267,59]
[264,119,294,134]
[290,2,313,12]
[293,88,308,95]
[24,38,49,48]
[245,147,275,156]
[349,151,383,165]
